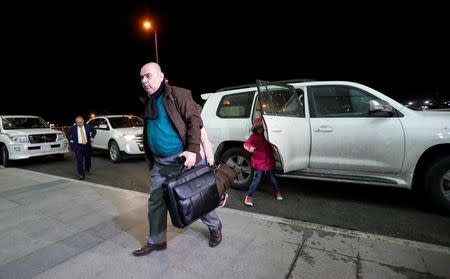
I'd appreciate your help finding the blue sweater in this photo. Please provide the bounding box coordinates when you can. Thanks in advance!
[146,96,183,157]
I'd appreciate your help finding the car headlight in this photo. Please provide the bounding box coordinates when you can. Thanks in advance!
[123,134,136,141]
[56,132,67,141]
[7,135,29,143]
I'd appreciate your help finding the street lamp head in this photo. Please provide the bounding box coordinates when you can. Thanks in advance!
[143,20,152,31]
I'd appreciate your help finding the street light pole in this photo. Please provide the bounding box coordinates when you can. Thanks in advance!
[154,29,159,64]
[143,20,159,64]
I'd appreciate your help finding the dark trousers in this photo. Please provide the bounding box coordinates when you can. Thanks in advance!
[248,170,279,196]
[147,153,220,244]
[75,144,91,175]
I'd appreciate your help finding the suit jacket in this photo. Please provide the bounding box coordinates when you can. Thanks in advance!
[66,124,96,151]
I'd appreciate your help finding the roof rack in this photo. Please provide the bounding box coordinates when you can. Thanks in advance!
[216,79,316,92]
[216,83,258,92]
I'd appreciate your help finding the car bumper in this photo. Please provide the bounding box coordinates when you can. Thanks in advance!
[118,139,145,155]
[7,140,69,160]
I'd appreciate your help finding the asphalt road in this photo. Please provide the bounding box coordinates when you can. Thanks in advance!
[12,152,450,247]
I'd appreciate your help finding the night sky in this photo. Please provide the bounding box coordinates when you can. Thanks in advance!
[1,1,448,125]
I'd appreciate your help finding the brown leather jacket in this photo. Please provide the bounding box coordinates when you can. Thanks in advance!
[143,83,203,170]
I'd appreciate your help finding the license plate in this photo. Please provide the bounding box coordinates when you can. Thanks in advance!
[41,145,51,151]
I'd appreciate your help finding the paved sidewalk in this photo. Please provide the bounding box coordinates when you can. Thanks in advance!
[0,167,449,279]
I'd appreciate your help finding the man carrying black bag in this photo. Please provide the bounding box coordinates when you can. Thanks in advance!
[132,62,222,257]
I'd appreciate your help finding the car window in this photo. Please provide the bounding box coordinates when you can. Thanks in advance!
[98,118,109,129]
[308,85,378,118]
[259,88,305,117]
[217,92,255,118]
[107,116,143,128]
[1,117,49,130]
[88,119,100,129]
[253,96,263,121]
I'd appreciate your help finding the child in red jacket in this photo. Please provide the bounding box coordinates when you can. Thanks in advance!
[243,117,282,206]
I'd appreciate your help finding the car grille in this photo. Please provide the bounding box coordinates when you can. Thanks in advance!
[135,134,144,151]
[135,134,143,143]
[28,134,57,143]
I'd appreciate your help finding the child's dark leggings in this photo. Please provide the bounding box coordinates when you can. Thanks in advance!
[247,170,279,196]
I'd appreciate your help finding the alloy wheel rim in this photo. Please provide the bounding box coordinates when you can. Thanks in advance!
[110,145,118,160]
[441,170,450,201]
[226,155,251,183]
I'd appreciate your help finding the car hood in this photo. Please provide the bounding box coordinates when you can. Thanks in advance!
[115,127,143,135]
[416,110,450,123]
[2,128,60,136]
[417,110,450,116]
[405,110,450,133]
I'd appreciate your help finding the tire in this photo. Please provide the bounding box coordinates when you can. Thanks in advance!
[220,147,253,190]
[108,141,122,163]
[425,156,450,214]
[1,145,11,167]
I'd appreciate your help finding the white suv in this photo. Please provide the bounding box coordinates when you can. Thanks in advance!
[87,115,144,163]
[0,115,69,167]
[201,79,450,213]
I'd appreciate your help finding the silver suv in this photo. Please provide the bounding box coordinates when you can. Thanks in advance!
[87,115,144,163]
[0,115,69,167]
[201,79,450,213]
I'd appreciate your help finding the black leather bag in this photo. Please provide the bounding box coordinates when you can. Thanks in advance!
[162,165,220,228]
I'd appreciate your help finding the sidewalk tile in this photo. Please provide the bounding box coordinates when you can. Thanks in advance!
[0,197,19,211]
[291,247,357,279]
[33,239,169,279]
[0,231,103,279]
[304,229,359,257]
[359,260,429,279]
[420,249,450,278]
[358,238,427,272]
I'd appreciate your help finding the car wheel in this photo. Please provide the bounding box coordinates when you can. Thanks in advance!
[1,145,11,167]
[425,156,450,214]
[108,141,122,163]
[221,147,253,190]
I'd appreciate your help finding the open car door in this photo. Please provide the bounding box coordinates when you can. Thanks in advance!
[256,80,310,173]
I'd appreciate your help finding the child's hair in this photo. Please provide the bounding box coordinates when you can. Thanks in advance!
[251,117,264,133]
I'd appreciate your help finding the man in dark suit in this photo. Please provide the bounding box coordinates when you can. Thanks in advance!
[66,116,96,180]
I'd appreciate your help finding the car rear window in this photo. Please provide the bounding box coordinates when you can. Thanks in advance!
[108,116,143,128]
[217,91,255,118]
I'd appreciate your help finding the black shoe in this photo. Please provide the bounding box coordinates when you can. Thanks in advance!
[78,175,85,180]
[209,222,222,247]
[132,242,167,256]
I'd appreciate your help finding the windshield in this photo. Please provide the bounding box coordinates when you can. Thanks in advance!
[108,116,143,128]
[1,117,49,130]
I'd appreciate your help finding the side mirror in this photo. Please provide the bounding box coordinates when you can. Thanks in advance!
[99,124,108,129]
[369,100,394,116]
[49,123,55,129]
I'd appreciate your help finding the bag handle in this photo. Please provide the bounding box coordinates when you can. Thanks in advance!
[174,155,215,179]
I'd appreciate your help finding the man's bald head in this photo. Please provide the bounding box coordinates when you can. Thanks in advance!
[140,62,165,95]
[75,116,84,127]
[141,62,162,74]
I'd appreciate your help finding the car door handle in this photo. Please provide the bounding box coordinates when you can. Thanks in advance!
[271,128,282,132]
[313,126,333,132]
